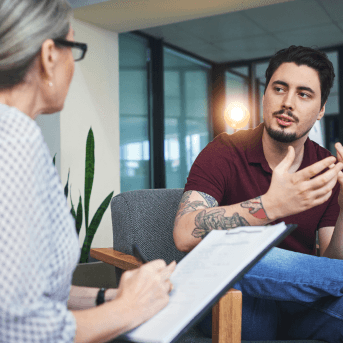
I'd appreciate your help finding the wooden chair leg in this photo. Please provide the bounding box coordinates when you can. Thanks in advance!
[212,288,242,343]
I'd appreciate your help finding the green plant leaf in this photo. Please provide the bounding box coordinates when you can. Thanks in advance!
[64,169,70,199]
[79,191,113,263]
[52,153,57,166]
[84,128,95,230]
[70,190,76,221]
[87,191,113,235]
[79,233,91,263]
[75,195,83,236]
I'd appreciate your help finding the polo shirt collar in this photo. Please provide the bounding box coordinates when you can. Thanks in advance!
[246,123,271,172]
[246,123,316,173]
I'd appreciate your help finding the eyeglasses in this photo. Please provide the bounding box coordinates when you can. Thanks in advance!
[53,39,88,62]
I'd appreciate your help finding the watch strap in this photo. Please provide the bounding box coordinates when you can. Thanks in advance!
[96,288,107,306]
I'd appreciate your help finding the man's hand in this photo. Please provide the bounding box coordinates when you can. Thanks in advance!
[335,142,343,210]
[263,146,343,221]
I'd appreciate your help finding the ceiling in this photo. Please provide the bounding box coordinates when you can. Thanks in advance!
[72,0,292,32]
[72,0,343,63]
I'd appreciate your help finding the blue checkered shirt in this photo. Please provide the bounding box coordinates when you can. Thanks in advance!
[0,103,80,342]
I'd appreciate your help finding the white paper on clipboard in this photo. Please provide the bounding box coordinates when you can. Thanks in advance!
[121,222,295,343]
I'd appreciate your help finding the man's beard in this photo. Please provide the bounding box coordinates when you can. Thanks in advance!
[265,124,311,143]
[264,109,310,143]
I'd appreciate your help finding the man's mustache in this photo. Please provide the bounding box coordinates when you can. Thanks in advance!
[273,109,299,123]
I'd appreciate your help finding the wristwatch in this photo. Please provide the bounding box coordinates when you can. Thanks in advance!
[96,288,107,306]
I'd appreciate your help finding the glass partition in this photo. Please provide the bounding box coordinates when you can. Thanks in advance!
[119,34,150,192]
[164,48,211,188]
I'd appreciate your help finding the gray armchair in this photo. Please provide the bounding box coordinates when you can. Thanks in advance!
[91,188,326,343]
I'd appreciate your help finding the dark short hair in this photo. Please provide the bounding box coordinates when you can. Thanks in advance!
[264,46,335,109]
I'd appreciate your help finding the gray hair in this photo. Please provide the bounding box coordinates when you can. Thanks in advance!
[0,0,73,89]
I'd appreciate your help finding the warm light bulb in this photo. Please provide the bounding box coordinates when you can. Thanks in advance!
[230,107,244,122]
[224,102,250,129]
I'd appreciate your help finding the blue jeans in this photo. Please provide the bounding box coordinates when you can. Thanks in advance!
[197,247,343,342]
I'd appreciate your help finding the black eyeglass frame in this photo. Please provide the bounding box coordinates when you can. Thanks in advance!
[53,39,88,61]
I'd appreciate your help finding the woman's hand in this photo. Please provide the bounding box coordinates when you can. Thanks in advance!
[72,260,176,343]
[115,259,176,329]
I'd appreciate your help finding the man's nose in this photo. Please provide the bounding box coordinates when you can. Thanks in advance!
[282,92,295,110]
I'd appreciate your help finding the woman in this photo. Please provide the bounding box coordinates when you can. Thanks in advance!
[0,0,176,342]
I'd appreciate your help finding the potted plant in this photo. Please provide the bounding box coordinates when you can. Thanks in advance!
[70,128,114,263]
[55,128,116,286]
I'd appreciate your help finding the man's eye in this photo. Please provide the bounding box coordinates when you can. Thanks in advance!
[275,87,284,93]
[299,92,310,99]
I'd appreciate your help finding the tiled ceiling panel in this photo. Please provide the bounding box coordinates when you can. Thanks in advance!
[243,0,332,32]
[217,34,283,54]
[217,34,284,62]
[319,0,343,22]
[275,23,343,48]
[175,12,265,43]
[75,0,343,63]
[335,21,343,32]
[74,0,293,33]
[140,0,343,62]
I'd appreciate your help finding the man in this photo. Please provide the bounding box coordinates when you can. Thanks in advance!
[173,46,343,342]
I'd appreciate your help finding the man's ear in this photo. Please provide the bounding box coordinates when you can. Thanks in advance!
[39,39,58,83]
[318,103,325,120]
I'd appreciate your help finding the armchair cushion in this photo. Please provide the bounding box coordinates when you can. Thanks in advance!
[111,188,186,264]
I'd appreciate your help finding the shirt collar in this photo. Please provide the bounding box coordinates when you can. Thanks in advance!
[298,137,316,170]
[246,123,315,173]
[246,123,269,169]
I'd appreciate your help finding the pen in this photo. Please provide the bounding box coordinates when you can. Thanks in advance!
[132,243,149,264]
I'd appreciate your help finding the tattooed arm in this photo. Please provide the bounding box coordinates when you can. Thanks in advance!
[174,148,343,252]
[173,191,272,252]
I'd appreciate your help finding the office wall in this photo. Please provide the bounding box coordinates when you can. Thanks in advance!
[61,19,120,249]
[36,112,61,175]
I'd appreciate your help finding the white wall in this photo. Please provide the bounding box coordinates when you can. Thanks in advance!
[61,19,120,249]
[36,112,61,174]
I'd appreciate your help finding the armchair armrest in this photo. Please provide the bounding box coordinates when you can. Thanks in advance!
[91,248,142,270]
[90,248,242,343]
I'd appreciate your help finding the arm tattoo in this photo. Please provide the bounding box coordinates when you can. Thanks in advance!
[192,208,250,239]
[199,192,218,207]
[175,191,218,224]
[240,196,270,220]
[174,191,207,226]
[176,191,205,217]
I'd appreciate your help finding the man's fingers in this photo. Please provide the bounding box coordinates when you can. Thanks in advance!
[311,189,333,207]
[295,156,336,181]
[338,170,343,185]
[335,142,343,162]
[306,162,343,191]
[275,146,295,173]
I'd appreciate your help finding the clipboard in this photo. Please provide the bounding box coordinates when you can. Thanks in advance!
[120,222,297,343]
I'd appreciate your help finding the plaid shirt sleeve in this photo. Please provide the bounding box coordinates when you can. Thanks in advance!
[0,105,80,343]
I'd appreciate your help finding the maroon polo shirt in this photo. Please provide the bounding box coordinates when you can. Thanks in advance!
[184,123,340,255]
